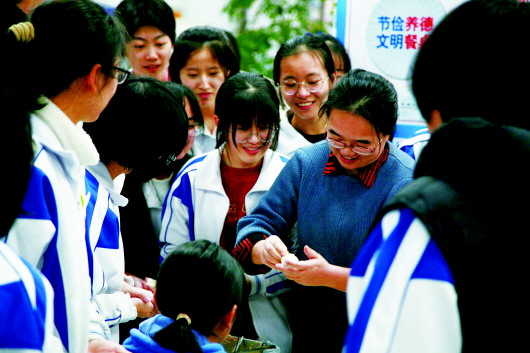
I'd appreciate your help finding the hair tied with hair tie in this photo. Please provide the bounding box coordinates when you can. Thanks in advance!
[9,22,35,43]
[176,313,191,326]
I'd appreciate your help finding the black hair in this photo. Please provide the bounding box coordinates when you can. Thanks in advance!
[115,0,176,44]
[273,34,335,85]
[412,0,530,129]
[314,32,351,74]
[3,0,127,109]
[215,71,281,150]
[0,79,33,235]
[320,69,398,137]
[154,240,244,353]
[83,76,188,178]
[221,29,241,63]
[169,26,240,83]
[164,81,204,126]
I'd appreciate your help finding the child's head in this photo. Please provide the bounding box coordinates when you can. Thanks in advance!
[154,240,245,352]
[215,72,280,167]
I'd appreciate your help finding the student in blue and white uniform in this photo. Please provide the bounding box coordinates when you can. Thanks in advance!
[83,76,189,342]
[1,1,129,352]
[160,72,292,353]
[0,76,59,352]
[343,1,530,352]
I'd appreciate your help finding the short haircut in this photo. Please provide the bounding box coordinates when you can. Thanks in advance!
[115,0,176,44]
[215,71,281,150]
[320,69,398,137]
[412,0,530,130]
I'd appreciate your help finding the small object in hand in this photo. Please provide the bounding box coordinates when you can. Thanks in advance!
[145,277,157,289]
[281,252,299,264]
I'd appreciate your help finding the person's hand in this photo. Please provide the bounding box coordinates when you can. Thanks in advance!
[122,281,154,303]
[125,273,156,293]
[275,245,350,291]
[88,339,130,353]
[275,245,331,286]
[131,297,158,318]
[251,235,289,268]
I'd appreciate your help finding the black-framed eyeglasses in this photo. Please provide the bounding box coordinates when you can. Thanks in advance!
[326,136,383,155]
[279,77,329,96]
[234,128,276,144]
[113,67,132,84]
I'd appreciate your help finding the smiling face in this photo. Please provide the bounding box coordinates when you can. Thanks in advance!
[127,26,173,81]
[326,109,389,175]
[179,48,227,117]
[223,122,273,169]
[279,51,333,122]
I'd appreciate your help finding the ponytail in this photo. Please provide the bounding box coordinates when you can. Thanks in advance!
[153,240,244,352]
[153,313,202,353]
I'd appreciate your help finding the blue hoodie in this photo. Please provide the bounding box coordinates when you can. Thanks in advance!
[122,314,227,353]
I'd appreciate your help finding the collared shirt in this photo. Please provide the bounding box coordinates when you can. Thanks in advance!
[323,144,390,188]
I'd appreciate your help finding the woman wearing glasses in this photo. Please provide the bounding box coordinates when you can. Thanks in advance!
[274,34,337,157]
[159,72,292,353]
[233,69,415,353]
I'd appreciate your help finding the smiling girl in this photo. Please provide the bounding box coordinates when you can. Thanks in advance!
[274,34,337,157]
[159,72,292,353]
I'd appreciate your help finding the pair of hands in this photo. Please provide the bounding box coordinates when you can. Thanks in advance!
[122,275,158,318]
[252,235,332,287]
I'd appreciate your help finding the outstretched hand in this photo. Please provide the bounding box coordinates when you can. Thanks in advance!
[275,245,350,291]
[275,245,331,286]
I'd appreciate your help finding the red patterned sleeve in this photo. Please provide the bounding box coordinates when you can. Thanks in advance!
[232,233,270,274]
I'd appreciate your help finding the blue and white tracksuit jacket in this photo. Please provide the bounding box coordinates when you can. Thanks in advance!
[159,147,293,353]
[344,208,461,353]
[86,162,137,343]
[3,99,100,353]
[0,241,59,352]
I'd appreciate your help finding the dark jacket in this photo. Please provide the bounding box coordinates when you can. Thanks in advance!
[382,117,530,352]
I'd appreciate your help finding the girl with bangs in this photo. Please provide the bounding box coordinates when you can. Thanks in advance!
[159,71,292,353]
